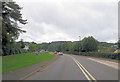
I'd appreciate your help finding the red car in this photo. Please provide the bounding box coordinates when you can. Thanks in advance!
[54,51,58,54]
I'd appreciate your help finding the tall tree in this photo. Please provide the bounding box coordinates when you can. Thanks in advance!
[81,36,98,52]
[2,2,27,55]
[70,41,81,52]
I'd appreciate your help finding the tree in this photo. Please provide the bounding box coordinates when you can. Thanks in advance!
[47,42,62,52]
[61,41,72,52]
[70,41,81,52]
[81,36,98,52]
[29,43,37,52]
[20,39,25,48]
[2,2,27,55]
[98,42,115,53]
[118,39,120,49]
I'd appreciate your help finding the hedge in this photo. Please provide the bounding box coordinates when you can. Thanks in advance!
[65,51,119,60]
[79,52,119,60]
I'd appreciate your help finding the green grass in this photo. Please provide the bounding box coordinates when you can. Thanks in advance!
[2,52,55,73]
[0,56,2,74]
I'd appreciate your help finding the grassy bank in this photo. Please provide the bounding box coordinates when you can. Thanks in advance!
[2,52,55,73]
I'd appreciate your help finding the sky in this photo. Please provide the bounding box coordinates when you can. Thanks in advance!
[14,0,119,43]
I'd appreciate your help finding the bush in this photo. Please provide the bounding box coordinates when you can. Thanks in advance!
[66,51,118,60]
[77,52,118,60]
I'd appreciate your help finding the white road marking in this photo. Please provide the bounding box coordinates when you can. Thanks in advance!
[88,58,118,69]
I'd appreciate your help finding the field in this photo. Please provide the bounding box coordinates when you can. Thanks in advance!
[2,52,55,73]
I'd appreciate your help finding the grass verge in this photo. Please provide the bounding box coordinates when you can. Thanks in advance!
[2,52,55,73]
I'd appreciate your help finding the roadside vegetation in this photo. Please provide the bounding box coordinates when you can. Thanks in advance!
[2,2,27,56]
[36,36,119,60]
[2,52,55,73]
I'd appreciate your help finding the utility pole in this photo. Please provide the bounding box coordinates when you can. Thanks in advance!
[78,36,81,55]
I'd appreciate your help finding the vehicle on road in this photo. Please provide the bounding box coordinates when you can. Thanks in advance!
[54,51,58,54]
[58,52,63,55]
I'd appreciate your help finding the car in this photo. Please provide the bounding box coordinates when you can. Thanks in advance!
[45,51,49,53]
[54,51,58,54]
[58,52,63,55]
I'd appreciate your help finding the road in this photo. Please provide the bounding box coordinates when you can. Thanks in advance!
[26,54,118,80]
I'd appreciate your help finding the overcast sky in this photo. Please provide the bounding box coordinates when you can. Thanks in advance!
[14,0,119,43]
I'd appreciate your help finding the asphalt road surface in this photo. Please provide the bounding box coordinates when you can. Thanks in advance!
[26,54,118,80]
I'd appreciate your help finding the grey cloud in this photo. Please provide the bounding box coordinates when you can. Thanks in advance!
[16,1,118,43]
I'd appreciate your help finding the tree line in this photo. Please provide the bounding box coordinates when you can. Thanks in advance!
[34,38,119,59]
[27,36,117,54]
